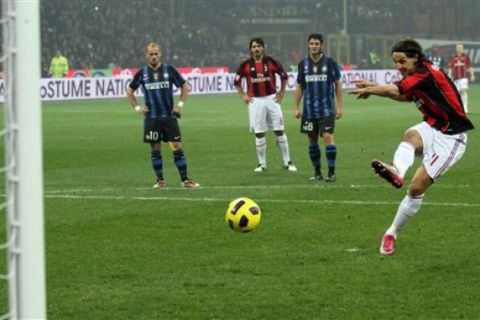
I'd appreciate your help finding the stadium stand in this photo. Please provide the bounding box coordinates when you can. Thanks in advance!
[38,0,480,76]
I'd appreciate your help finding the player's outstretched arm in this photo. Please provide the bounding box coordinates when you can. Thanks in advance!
[351,79,379,88]
[349,83,400,100]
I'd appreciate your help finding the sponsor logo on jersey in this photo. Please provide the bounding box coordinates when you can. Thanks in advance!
[305,74,327,82]
[145,81,170,90]
[251,77,270,83]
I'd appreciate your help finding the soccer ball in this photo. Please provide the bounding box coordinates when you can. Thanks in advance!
[225,197,261,233]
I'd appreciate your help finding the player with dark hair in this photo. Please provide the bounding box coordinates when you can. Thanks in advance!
[293,33,343,182]
[350,38,474,255]
[234,37,297,172]
[448,43,475,113]
[126,42,199,189]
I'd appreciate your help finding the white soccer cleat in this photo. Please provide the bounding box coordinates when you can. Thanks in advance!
[181,179,200,189]
[152,179,167,189]
[283,161,298,172]
[254,164,266,172]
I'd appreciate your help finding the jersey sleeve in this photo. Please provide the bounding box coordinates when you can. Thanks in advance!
[296,61,305,88]
[272,58,288,81]
[129,69,143,91]
[234,62,246,87]
[170,65,186,88]
[331,59,341,81]
[464,54,472,69]
[447,56,454,69]
[395,68,428,96]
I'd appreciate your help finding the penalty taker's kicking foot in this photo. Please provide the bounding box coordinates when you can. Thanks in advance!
[371,159,404,189]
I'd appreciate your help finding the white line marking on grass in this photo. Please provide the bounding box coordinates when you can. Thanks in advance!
[43,194,480,207]
[42,183,476,194]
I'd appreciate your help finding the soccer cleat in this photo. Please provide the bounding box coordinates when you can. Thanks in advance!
[324,173,336,182]
[371,159,404,189]
[283,161,298,172]
[309,172,324,181]
[181,179,200,189]
[152,179,167,189]
[254,164,267,172]
[380,234,396,255]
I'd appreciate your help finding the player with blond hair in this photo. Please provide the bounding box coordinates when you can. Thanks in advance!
[127,42,199,189]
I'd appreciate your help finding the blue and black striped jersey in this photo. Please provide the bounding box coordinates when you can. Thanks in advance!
[129,64,186,119]
[297,56,341,119]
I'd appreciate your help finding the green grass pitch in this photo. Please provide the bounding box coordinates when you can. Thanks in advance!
[1,86,480,319]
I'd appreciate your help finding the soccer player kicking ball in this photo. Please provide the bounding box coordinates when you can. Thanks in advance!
[350,39,474,255]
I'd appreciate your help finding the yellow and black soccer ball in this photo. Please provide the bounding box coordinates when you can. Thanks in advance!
[225,197,261,233]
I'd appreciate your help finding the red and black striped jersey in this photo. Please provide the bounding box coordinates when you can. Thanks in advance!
[448,53,471,79]
[396,61,474,134]
[234,55,288,97]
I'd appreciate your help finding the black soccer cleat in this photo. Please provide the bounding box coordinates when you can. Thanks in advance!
[371,159,404,189]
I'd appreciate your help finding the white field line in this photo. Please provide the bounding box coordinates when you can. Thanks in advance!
[41,183,475,194]
[42,193,480,208]
[1,183,477,207]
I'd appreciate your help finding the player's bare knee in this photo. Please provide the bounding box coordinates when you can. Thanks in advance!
[169,141,182,151]
[273,130,284,136]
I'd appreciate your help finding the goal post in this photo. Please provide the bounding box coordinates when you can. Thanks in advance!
[1,0,46,319]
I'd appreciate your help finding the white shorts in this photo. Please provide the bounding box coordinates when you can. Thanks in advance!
[410,122,467,180]
[248,94,285,133]
[454,78,468,91]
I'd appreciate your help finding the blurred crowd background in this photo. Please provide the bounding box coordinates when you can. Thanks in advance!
[8,0,480,75]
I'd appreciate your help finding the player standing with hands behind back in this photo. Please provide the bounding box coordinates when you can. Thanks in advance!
[126,42,199,189]
[234,37,297,173]
[350,39,474,255]
[293,33,343,182]
[448,43,475,114]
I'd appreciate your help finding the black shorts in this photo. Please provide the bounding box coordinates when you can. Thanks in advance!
[300,115,335,137]
[143,117,181,143]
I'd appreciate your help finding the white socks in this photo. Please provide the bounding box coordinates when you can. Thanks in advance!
[386,193,424,237]
[255,137,267,165]
[393,141,415,178]
[461,92,468,113]
[256,134,291,166]
[276,134,291,164]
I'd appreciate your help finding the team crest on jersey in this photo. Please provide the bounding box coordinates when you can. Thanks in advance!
[163,72,169,79]
[250,67,255,72]
[322,66,328,73]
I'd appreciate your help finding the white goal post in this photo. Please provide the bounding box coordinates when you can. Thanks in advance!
[1,0,46,319]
